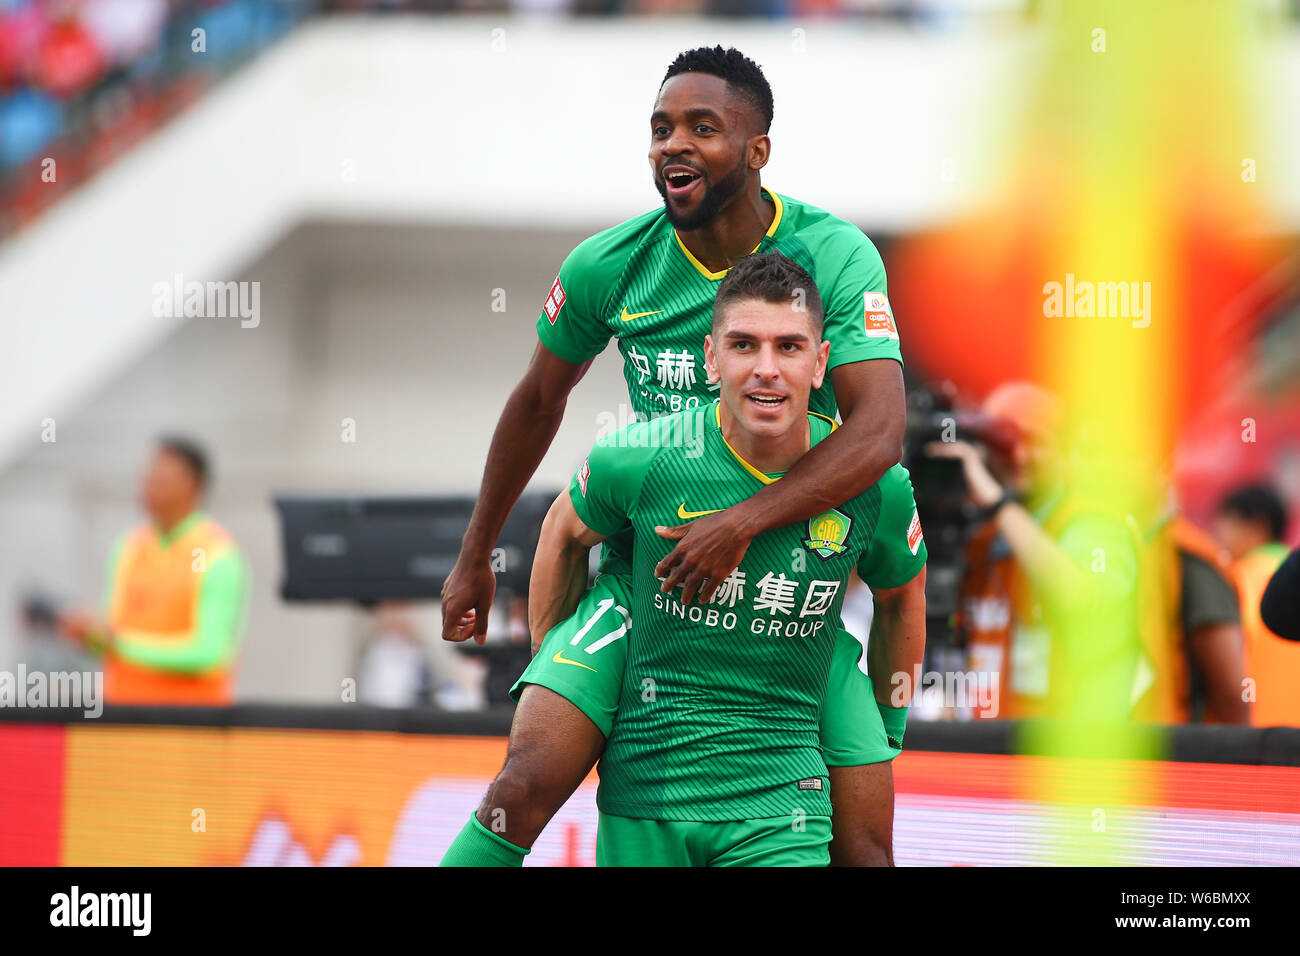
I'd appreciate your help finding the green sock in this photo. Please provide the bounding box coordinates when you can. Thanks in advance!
[439,813,529,867]
[878,702,908,751]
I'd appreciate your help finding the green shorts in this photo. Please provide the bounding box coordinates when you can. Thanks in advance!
[596,812,831,867]
[511,572,897,765]
[819,618,898,766]
[510,573,633,737]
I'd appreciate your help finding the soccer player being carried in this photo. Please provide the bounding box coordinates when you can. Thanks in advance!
[441,47,918,865]
[446,255,927,866]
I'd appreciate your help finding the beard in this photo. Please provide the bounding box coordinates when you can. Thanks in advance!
[655,156,748,232]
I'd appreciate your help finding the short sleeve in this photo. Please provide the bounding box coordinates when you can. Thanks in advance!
[566,423,658,537]
[857,464,927,589]
[1180,553,1239,630]
[819,235,904,372]
[535,235,617,365]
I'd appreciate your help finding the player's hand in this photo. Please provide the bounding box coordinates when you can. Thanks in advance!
[923,440,1004,508]
[57,610,111,648]
[654,509,753,605]
[58,610,94,642]
[440,555,495,645]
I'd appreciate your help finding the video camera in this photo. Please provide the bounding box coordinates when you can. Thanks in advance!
[902,385,1018,649]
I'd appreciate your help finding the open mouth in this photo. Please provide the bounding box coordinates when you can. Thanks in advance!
[663,166,702,197]
[746,393,787,409]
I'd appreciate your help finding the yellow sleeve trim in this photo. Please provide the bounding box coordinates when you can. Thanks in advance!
[809,410,840,433]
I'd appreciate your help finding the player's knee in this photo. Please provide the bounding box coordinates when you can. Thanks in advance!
[480,751,567,831]
[475,764,556,847]
[482,764,533,817]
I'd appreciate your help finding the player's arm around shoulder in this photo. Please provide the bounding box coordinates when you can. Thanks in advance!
[829,359,906,478]
[820,227,905,493]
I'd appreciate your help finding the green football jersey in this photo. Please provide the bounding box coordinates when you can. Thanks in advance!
[568,402,927,823]
[535,187,902,422]
[537,187,903,577]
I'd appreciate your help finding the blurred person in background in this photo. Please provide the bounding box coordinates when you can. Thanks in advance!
[356,602,433,707]
[942,384,1246,724]
[1214,485,1298,726]
[1141,510,1247,724]
[1260,546,1300,642]
[57,436,248,705]
[935,382,1248,723]
[930,383,1155,724]
[453,594,534,707]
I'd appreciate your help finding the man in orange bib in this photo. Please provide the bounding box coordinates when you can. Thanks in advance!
[1214,485,1296,727]
[59,437,247,705]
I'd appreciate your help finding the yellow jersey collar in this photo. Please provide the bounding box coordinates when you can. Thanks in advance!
[713,401,813,485]
[674,188,784,281]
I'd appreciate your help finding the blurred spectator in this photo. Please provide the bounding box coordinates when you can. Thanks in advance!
[456,593,533,707]
[1214,485,1288,564]
[943,387,1248,725]
[34,14,106,98]
[1260,547,1300,642]
[1214,484,1298,726]
[1,0,313,235]
[0,88,62,166]
[58,436,248,705]
[1142,512,1247,724]
[931,383,1144,723]
[356,602,433,707]
[80,0,169,66]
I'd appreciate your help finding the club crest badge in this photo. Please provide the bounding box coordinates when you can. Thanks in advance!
[804,509,852,559]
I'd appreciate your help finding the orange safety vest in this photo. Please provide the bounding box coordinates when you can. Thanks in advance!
[1234,543,1298,727]
[105,516,237,705]
[1130,515,1239,724]
[958,520,1022,719]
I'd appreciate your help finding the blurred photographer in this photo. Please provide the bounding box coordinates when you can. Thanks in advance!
[924,383,1145,723]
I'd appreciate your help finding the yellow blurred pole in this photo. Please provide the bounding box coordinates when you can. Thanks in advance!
[1015,1,1265,864]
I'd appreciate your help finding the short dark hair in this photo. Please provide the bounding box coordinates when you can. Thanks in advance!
[711,253,823,338]
[158,436,210,489]
[1218,484,1287,540]
[662,46,774,134]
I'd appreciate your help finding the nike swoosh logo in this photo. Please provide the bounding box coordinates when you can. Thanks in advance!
[552,649,596,672]
[678,503,724,520]
[620,306,664,322]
